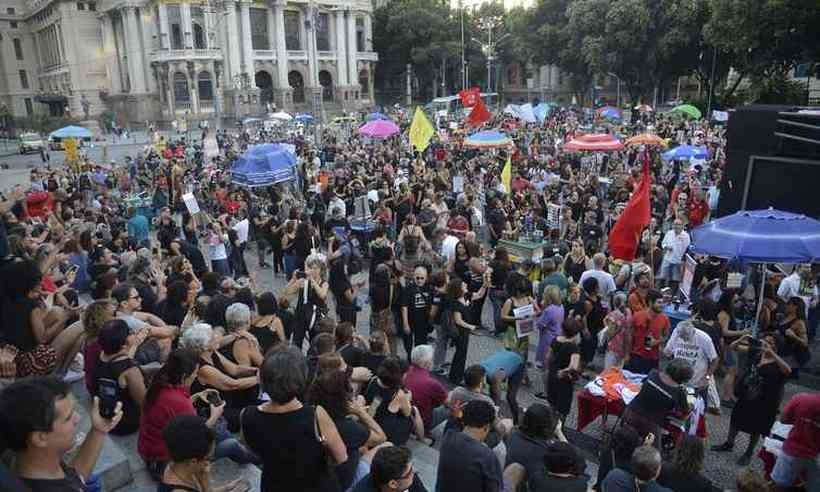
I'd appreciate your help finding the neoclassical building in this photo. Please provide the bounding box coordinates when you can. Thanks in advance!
[0,0,377,125]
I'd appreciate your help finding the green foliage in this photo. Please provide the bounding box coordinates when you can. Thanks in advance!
[749,71,808,104]
[703,0,820,98]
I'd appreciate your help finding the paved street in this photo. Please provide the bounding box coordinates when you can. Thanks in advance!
[1,147,815,491]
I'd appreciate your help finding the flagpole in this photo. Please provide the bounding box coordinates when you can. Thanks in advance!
[460,0,466,91]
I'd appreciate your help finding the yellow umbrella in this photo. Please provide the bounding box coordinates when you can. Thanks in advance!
[625,133,667,147]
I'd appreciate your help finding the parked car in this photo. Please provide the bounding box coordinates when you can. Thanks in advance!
[18,133,45,154]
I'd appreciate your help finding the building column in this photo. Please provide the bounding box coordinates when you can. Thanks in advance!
[224,1,241,81]
[363,14,372,51]
[266,7,275,52]
[304,5,318,88]
[180,2,192,48]
[334,10,347,86]
[203,9,212,49]
[102,14,122,93]
[164,64,174,114]
[187,63,200,114]
[272,1,291,108]
[239,1,254,78]
[346,11,359,95]
[124,7,147,93]
[140,9,157,92]
[158,3,169,49]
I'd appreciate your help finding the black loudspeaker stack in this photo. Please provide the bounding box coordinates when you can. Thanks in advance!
[718,105,820,218]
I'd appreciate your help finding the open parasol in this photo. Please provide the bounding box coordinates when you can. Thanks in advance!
[463,130,513,149]
[563,133,624,152]
[358,119,400,139]
[625,133,667,147]
[671,104,702,119]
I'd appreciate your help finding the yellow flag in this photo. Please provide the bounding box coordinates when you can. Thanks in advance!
[501,156,512,194]
[63,138,78,163]
[409,106,434,152]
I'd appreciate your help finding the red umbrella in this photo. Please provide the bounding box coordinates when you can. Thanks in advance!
[563,133,624,152]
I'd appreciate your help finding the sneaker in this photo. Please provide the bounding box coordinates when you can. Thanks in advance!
[533,392,548,400]
[711,442,734,452]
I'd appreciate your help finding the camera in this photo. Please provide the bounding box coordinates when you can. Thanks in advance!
[295,270,307,279]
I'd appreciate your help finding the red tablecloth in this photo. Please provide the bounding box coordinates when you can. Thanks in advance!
[576,391,625,430]
[759,448,775,480]
[576,390,707,439]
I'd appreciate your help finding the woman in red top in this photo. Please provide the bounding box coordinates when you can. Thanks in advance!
[138,348,258,479]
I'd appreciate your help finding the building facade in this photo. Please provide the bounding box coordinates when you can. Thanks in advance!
[0,0,378,126]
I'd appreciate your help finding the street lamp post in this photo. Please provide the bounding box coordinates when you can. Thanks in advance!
[476,15,506,94]
[607,72,621,107]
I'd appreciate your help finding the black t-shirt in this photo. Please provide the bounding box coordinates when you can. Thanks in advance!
[657,463,718,492]
[436,430,503,492]
[334,417,370,490]
[363,352,387,374]
[548,339,580,376]
[338,344,365,368]
[1,297,39,351]
[401,284,431,331]
[626,369,688,425]
[20,463,84,492]
[430,290,446,325]
[530,473,589,492]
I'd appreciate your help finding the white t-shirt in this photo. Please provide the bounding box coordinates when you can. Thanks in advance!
[578,269,617,302]
[442,234,460,263]
[116,312,151,334]
[664,327,717,388]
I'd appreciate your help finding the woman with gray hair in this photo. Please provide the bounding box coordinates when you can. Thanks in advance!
[222,302,264,367]
[180,323,259,431]
[241,346,348,492]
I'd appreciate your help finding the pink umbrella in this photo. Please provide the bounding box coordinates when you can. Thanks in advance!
[358,119,400,139]
[563,133,624,152]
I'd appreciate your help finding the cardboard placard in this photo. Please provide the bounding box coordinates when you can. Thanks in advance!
[182,193,200,214]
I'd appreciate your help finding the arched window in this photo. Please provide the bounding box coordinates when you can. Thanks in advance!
[288,71,304,103]
[197,71,212,101]
[255,71,273,104]
[318,70,332,101]
[173,72,189,103]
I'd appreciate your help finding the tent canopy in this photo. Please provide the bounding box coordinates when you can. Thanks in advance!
[49,125,92,139]
[231,144,297,187]
[690,208,820,264]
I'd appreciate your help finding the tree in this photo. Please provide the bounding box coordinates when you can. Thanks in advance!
[373,0,461,100]
[703,0,820,100]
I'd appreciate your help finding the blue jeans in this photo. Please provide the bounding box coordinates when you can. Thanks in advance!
[211,258,231,276]
[213,418,259,465]
[772,452,819,491]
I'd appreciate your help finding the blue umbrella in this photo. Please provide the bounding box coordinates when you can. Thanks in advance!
[366,112,388,121]
[661,145,708,161]
[295,113,314,123]
[50,125,92,139]
[690,208,820,264]
[231,144,297,187]
[598,107,622,120]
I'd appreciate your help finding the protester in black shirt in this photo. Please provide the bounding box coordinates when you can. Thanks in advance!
[436,400,502,492]
[401,265,432,361]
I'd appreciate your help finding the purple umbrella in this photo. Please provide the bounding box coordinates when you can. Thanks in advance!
[358,119,400,139]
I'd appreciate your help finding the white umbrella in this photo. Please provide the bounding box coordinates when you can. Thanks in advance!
[270,111,293,121]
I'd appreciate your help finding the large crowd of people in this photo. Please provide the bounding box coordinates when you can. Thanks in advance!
[0,104,818,492]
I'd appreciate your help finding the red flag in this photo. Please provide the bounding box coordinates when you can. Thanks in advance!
[466,97,491,126]
[608,152,651,260]
[459,87,481,107]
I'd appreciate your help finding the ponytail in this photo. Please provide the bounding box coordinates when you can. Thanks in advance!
[143,348,199,410]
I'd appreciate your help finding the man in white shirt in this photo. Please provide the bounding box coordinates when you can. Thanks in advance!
[658,219,690,294]
[777,265,818,317]
[438,228,460,264]
[664,320,718,389]
[579,253,617,306]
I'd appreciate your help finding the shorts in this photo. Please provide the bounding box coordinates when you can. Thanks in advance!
[16,345,57,377]
[722,348,737,368]
[657,258,682,282]
[771,452,819,490]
